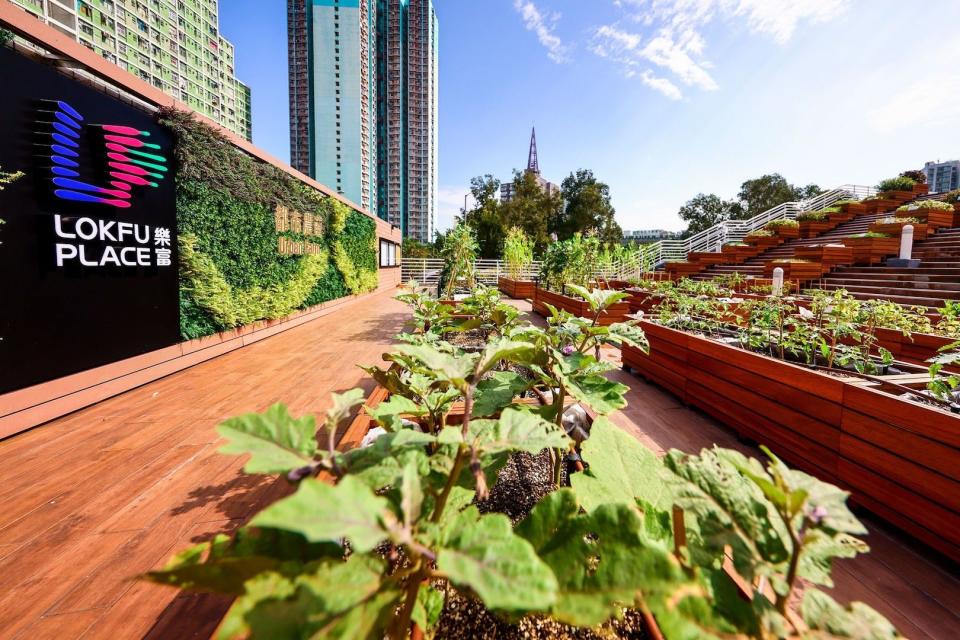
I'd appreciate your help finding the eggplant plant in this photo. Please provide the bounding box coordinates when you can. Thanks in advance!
[143,285,904,639]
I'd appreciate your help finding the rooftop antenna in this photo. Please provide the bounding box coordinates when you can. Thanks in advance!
[527,126,540,175]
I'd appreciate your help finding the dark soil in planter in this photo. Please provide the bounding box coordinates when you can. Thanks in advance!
[434,589,650,639]
[476,449,563,524]
[433,451,651,638]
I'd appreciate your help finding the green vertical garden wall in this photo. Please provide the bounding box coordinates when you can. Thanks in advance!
[160,109,379,340]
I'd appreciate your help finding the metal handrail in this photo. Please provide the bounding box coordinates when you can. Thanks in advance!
[638,183,877,265]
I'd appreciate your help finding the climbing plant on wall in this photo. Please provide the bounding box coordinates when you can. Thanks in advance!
[159,109,378,340]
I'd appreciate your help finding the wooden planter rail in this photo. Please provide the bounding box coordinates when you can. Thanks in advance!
[623,320,960,561]
[497,276,536,300]
[532,286,631,325]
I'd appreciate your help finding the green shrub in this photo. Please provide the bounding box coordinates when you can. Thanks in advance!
[745,229,775,238]
[764,218,799,229]
[942,189,960,203]
[876,216,920,224]
[832,199,861,207]
[796,211,828,222]
[502,227,534,279]
[876,176,917,192]
[440,223,479,297]
[846,232,892,239]
[897,200,953,212]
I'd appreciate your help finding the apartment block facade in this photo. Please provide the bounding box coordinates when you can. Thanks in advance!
[288,0,438,242]
[11,0,252,141]
[924,160,960,194]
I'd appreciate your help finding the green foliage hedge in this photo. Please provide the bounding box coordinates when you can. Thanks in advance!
[160,109,378,340]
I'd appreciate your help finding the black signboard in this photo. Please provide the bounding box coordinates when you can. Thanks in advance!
[0,47,179,393]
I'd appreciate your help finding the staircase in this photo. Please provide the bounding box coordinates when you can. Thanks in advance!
[811,227,960,307]
[693,210,896,280]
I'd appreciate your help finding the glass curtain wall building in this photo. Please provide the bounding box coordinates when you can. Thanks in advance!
[11,0,253,141]
[289,0,437,242]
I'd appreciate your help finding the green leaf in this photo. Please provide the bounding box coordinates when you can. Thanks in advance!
[605,322,650,351]
[366,395,427,431]
[411,583,446,632]
[228,556,401,640]
[217,403,318,474]
[473,370,528,417]
[557,369,629,415]
[327,388,366,425]
[400,461,423,529]
[517,489,691,627]
[392,344,477,386]
[801,589,904,639]
[663,448,790,584]
[468,408,570,456]
[251,476,390,553]
[436,506,557,613]
[570,416,672,513]
[478,337,538,375]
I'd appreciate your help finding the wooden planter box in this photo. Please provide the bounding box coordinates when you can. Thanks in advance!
[798,219,837,238]
[625,289,664,314]
[532,286,630,325]
[624,321,960,561]
[770,225,801,239]
[841,236,900,265]
[665,262,706,278]
[688,251,728,266]
[898,208,955,230]
[721,244,762,264]
[763,261,824,282]
[497,276,536,299]
[745,235,782,250]
[862,198,900,215]
[836,202,867,219]
[793,245,855,270]
[868,221,930,241]
[873,327,959,371]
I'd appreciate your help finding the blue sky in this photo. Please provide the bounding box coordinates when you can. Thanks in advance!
[221,0,960,234]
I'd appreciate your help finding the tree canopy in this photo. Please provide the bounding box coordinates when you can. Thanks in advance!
[460,168,622,258]
[677,173,823,238]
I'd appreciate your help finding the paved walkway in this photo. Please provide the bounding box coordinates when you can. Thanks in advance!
[0,290,955,639]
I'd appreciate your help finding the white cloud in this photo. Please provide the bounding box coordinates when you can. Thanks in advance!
[594,0,848,99]
[868,76,960,133]
[640,70,682,100]
[514,0,570,64]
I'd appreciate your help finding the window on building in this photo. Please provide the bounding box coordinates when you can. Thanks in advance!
[380,239,400,267]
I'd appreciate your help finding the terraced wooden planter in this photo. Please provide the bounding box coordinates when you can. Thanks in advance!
[869,220,930,241]
[624,320,960,561]
[835,202,867,219]
[862,198,899,215]
[497,276,536,299]
[625,289,664,314]
[771,225,801,240]
[798,219,837,238]
[745,235,782,250]
[687,251,727,266]
[665,261,706,278]
[873,327,959,371]
[532,286,630,325]
[879,190,919,205]
[900,208,955,230]
[763,260,824,281]
[721,244,762,264]
[794,244,855,270]
[841,236,900,265]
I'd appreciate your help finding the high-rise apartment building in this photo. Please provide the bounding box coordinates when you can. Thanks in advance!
[288,0,438,242]
[10,0,252,141]
[924,160,960,194]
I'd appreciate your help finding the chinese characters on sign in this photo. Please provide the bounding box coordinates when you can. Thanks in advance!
[50,215,174,268]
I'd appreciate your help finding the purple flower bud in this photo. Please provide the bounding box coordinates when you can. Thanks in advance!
[808,505,828,524]
[562,345,575,356]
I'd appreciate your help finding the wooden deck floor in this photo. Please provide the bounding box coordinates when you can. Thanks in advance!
[0,291,956,639]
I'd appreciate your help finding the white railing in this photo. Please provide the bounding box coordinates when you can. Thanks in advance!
[643,184,877,265]
[400,185,879,285]
[401,259,542,286]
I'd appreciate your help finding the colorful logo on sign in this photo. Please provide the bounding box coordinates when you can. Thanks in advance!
[45,100,169,209]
